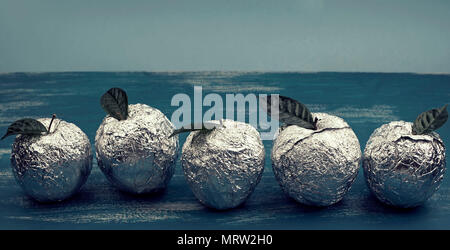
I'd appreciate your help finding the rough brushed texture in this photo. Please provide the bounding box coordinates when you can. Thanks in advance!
[182,119,265,210]
[10,118,92,202]
[95,104,178,194]
[272,113,361,206]
[363,121,446,208]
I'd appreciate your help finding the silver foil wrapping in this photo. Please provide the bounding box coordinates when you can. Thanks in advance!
[95,104,178,194]
[272,113,361,206]
[10,118,92,202]
[363,121,446,208]
[182,119,265,210]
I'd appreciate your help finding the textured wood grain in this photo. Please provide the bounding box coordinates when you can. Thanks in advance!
[0,72,449,229]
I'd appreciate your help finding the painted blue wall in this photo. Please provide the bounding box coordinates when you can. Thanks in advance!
[1,0,450,73]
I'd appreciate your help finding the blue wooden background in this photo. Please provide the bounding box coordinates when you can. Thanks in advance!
[0,72,449,229]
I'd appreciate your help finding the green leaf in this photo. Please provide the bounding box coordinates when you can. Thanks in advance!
[260,95,317,130]
[1,118,48,140]
[412,104,448,135]
[100,87,128,121]
[169,121,223,138]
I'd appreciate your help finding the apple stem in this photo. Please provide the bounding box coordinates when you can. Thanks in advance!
[48,114,56,133]
[313,117,319,130]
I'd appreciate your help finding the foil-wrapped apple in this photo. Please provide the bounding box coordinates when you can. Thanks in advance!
[174,120,265,210]
[363,105,447,208]
[3,115,92,202]
[262,95,361,206]
[95,88,178,194]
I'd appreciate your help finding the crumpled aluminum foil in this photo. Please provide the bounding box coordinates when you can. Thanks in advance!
[363,121,446,208]
[95,103,178,194]
[272,113,361,206]
[10,118,92,202]
[181,119,265,210]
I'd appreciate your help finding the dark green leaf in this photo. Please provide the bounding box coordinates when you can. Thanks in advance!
[169,121,223,138]
[260,95,317,130]
[100,87,128,121]
[1,118,47,140]
[412,104,448,135]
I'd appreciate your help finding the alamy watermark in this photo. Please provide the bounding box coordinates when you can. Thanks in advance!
[170,86,280,140]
